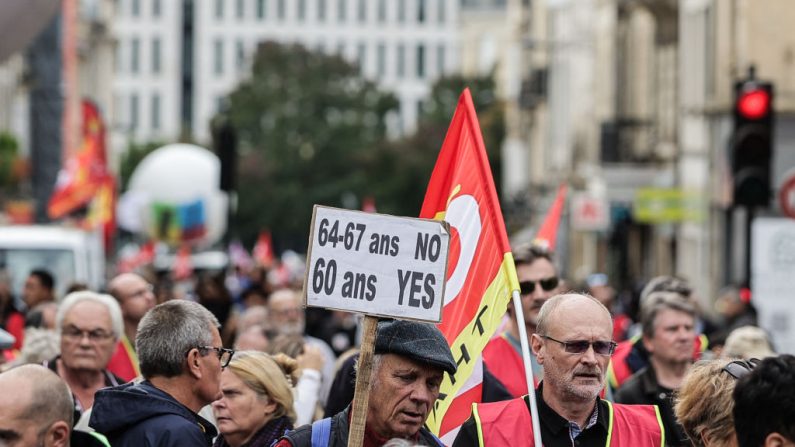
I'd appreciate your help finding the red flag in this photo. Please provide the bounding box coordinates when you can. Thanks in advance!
[172,245,193,280]
[253,230,275,268]
[362,195,377,213]
[420,89,520,444]
[48,100,108,219]
[117,241,156,273]
[85,174,117,253]
[533,183,567,251]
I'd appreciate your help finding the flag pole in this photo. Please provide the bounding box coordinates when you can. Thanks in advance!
[512,289,543,447]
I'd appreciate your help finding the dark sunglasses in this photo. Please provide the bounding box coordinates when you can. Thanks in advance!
[722,358,760,379]
[519,277,559,295]
[542,335,617,356]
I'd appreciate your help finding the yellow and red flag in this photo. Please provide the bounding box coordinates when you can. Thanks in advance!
[48,100,109,219]
[420,89,519,444]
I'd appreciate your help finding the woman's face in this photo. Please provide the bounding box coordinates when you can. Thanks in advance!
[212,369,276,446]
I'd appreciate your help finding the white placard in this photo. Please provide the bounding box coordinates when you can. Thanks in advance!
[752,217,795,354]
[303,205,450,322]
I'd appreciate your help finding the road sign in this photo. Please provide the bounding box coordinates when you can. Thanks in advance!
[570,193,609,231]
[303,205,450,323]
[752,217,795,354]
[778,170,795,218]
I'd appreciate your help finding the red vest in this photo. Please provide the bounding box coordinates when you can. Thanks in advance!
[106,335,139,382]
[472,396,664,447]
[483,334,536,398]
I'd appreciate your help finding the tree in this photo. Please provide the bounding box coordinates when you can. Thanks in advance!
[363,74,505,219]
[226,41,398,250]
[119,141,165,190]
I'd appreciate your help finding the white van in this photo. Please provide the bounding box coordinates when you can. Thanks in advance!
[0,225,105,300]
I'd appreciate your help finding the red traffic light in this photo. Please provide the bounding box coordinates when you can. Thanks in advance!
[737,89,771,120]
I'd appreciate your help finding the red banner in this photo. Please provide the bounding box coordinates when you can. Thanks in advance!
[420,89,519,443]
[48,100,109,219]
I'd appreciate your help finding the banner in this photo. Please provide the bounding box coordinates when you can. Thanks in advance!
[253,230,275,268]
[48,100,109,219]
[420,89,519,444]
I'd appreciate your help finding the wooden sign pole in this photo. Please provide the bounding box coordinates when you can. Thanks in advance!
[347,315,379,447]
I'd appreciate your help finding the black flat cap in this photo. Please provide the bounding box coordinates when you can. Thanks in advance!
[375,319,457,375]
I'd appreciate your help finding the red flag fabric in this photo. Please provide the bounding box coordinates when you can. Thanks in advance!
[48,100,109,219]
[420,89,520,444]
[117,241,155,273]
[172,245,193,280]
[85,174,117,253]
[533,183,567,252]
[253,230,275,268]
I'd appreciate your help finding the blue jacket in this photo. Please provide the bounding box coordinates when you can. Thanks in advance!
[89,380,217,446]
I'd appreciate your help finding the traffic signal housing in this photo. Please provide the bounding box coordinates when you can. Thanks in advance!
[731,80,774,207]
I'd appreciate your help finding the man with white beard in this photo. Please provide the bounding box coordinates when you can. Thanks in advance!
[266,288,335,405]
[453,294,665,447]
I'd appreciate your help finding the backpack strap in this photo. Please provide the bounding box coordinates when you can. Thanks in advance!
[311,417,332,447]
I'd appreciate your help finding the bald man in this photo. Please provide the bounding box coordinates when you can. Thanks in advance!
[106,273,156,381]
[454,293,665,447]
[0,364,107,447]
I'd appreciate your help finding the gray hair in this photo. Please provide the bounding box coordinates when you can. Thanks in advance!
[136,300,220,379]
[640,291,696,338]
[536,293,612,336]
[55,291,124,340]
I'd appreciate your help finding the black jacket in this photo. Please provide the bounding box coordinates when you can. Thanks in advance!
[89,380,217,446]
[613,365,688,446]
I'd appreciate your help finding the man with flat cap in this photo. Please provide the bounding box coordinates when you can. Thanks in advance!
[276,319,456,447]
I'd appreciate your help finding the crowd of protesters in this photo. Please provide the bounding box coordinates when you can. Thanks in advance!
[0,242,792,447]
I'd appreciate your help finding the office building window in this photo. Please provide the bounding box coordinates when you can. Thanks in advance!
[417,0,426,23]
[318,0,326,21]
[215,0,223,19]
[130,93,139,131]
[397,0,405,23]
[115,41,123,72]
[396,44,405,77]
[131,38,140,73]
[337,0,346,22]
[236,40,245,71]
[437,44,445,75]
[257,0,266,19]
[438,0,445,22]
[151,93,161,130]
[277,0,285,19]
[377,0,386,22]
[357,0,366,22]
[151,38,161,74]
[376,42,386,77]
[298,0,306,20]
[416,44,425,78]
[152,0,161,17]
[214,39,224,75]
[237,0,244,18]
[357,42,366,75]
[132,0,140,16]
[336,41,345,56]
[417,99,424,120]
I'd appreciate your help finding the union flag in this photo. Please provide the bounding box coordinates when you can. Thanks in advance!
[420,89,520,444]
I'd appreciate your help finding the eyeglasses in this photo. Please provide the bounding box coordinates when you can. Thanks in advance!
[542,335,617,356]
[194,346,235,368]
[722,358,760,379]
[520,277,559,295]
[62,326,115,343]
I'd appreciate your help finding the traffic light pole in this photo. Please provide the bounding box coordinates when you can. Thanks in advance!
[744,207,754,288]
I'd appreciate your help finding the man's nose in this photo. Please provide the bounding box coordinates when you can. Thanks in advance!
[579,345,598,365]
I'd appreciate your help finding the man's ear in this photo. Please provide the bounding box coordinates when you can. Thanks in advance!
[641,335,654,354]
[186,348,203,380]
[46,420,70,447]
[764,432,795,447]
[530,334,544,362]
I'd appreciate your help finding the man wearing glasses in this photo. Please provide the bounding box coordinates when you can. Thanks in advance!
[482,243,563,397]
[90,300,235,447]
[45,291,125,426]
[454,293,664,447]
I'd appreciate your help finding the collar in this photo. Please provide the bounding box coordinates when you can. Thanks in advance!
[639,364,673,398]
[533,383,610,437]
